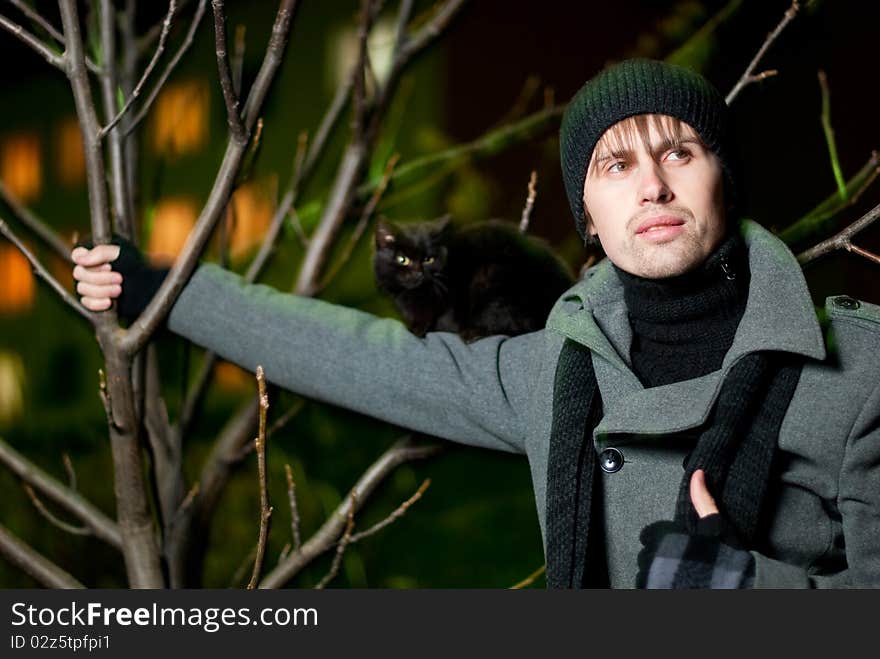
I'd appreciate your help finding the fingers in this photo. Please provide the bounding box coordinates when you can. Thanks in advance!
[70,244,121,267]
[80,296,113,312]
[76,281,121,299]
[73,265,122,286]
[689,469,719,519]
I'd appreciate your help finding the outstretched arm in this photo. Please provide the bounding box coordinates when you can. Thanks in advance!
[71,244,538,455]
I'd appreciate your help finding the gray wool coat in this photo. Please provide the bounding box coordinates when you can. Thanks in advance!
[167,219,880,588]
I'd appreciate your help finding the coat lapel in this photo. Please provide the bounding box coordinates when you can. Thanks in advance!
[545,219,827,446]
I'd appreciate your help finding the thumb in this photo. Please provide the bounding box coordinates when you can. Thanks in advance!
[690,469,719,518]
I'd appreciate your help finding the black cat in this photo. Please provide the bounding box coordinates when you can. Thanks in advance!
[373,216,574,341]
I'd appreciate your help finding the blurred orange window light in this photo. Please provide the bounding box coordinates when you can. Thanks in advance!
[152,80,209,156]
[0,244,35,313]
[148,197,197,265]
[56,117,86,187]
[1,133,42,202]
[228,181,273,258]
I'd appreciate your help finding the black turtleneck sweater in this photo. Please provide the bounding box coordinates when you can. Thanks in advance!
[614,231,751,388]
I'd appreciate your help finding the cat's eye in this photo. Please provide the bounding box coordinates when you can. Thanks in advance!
[423,256,435,265]
[395,254,411,266]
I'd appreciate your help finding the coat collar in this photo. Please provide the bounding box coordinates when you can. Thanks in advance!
[546,219,827,444]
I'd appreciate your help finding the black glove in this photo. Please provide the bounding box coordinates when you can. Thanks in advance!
[636,514,755,589]
[79,235,169,322]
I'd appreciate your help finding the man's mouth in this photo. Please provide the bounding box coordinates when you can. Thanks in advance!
[636,215,686,234]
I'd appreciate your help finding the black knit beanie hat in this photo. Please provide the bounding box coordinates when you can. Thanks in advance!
[560,59,736,243]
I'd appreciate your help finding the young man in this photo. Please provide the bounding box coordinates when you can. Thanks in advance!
[72,59,880,588]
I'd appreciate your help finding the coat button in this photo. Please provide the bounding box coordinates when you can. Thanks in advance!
[599,447,624,473]
[833,295,861,310]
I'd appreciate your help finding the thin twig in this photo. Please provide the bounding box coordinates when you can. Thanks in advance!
[349,479,430,543]
[211,0,246,143]
[242,131,308,282]
[725,0,799,104]
[124,0,208,138]
[0,12,64,69]
[288,207,310,249]
[267,399,305,440]
[136,0,195,55]
[0,217,92,321]
[510,564,546,590]
[9,0,64,45]
[285,464,302,553]
[99,1,178,139]
[0,438,121,549]
[230,544,257,587]
[0,181,72,262]
[519,170,537,234]
[22,484,91,537]
[260,436,442,588]
[798,200,880,265]
[818,70,846,201]
[846,243,880,266]
[62,454,77,491]
[247,366,273,589]
[780,151,880,246]
[316,153,400,292]
[314,492,356,589]
[0,524,85,588]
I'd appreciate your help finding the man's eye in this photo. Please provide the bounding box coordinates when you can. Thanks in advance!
[396,254,411,266]
[666,148,691,161]
[607,161,627,173]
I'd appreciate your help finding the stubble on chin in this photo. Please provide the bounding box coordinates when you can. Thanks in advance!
[628,232,708,279]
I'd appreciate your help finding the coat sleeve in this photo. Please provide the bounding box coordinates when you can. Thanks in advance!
[751,377,880,588]
[166,263,540,454]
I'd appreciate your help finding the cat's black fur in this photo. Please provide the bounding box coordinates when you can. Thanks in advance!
[374,217,574,341]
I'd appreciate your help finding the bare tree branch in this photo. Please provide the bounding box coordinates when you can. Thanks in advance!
[122,0,298,355]
[135,0,195,55]
[0,11,64,69]
[510,564,546,589]
[0,217,92,321]
[726,1,799,104]
[0,437,121,549]
[817,70,846,201]
[260,436,441,588]
[314,492,356,589]
[780,151,880,246]
[212,0,246,143]
[60,0,165,588]
[348,478,429,543]
[797,201,880,265]
[9,0,64,45]
[0,181,72,262]
[22,484,91,537]
[99,1,178,139]
[284,464,302,554]
[125,0,209,138]
[97,0,136,237]
[0,524,85,588]
[247,366,273,589]
[316,153,399,293]
[519,170,537,233]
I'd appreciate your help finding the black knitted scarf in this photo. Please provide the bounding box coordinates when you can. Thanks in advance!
[545,233,803,588]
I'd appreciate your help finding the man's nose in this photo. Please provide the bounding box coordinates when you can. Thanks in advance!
[639,161,673,204]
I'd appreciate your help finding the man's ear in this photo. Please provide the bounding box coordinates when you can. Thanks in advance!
[375,217,397,248]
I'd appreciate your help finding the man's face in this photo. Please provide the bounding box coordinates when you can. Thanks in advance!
[582,114,726,278]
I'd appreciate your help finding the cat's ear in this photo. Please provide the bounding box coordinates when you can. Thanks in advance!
[433,214,453,237]
[375,217,398,248]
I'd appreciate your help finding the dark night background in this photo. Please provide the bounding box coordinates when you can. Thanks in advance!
[0,1,877,588]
